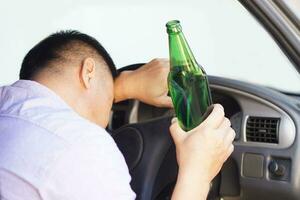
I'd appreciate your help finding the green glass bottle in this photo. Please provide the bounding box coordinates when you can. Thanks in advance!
[166,20,213,131]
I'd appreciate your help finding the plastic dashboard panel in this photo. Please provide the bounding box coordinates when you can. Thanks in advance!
[113,64,300,199]
[208,76,300,200]
[126,76,300,199]
[210,85,296,149]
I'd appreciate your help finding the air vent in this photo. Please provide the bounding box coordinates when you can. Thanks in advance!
[246,117,280,143]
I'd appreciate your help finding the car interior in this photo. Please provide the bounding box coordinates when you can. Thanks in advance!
[0,0,299,199]
[106,1,300,199]
[110,63,300,200]
[104,0,300,200]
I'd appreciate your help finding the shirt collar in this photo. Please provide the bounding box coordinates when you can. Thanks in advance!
[12,80,72,110]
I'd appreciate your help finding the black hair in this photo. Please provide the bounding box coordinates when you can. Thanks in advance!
[19,30,117,80]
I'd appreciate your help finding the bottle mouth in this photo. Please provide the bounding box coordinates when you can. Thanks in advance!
[166,20,182,34]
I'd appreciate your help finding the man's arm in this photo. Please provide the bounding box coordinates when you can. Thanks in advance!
[170,104,235,200]
[114,58,235,199]
[172,169,210,200]
[114,58,173,107]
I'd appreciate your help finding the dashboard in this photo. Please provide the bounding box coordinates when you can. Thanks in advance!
[110,75,300,200]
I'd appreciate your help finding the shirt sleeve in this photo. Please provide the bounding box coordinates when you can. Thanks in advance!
[39,133,136,200]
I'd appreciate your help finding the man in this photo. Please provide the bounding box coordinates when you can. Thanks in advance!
[0,30,235,199]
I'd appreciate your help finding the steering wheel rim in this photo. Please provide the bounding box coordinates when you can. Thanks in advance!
[111,116,221,200]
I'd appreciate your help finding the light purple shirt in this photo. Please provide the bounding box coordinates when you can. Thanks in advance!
[0,80,135,200]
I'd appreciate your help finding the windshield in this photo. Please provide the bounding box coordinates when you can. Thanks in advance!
[0,0,299,93]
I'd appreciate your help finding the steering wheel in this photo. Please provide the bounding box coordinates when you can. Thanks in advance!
[111,64,221,200]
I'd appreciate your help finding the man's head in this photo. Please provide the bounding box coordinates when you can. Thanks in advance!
[20,30,117,127]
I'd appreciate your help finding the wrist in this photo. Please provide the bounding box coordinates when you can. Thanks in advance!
[172,168,210,200]
[114,71,135,102]
[177,167,211,187]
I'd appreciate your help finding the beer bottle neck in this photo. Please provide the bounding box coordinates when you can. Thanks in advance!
[166,21,202,74]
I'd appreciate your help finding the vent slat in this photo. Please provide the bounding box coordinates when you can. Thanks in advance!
[246,117,280,144]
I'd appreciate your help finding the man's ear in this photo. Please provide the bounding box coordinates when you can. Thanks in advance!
[81,57,96,89]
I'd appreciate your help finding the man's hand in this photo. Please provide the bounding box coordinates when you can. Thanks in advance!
[170,104,235,200]
[114,58,173,107]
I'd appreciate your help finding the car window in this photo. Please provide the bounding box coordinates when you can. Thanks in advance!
[0,0,299,93]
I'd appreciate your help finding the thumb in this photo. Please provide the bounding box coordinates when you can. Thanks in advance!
[156,96,173,108]
[169,118,186,145]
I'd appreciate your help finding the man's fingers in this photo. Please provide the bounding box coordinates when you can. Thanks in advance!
[164,97,174,108]
[169,118,185,145]
[201,104,225,129]
[218,117,231,130]
[222,144,234,163]
[222,128,236,149]
[156,96,173,108]
[151,58,169,63]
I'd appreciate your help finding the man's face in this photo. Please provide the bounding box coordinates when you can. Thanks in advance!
[88,62,114,127]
